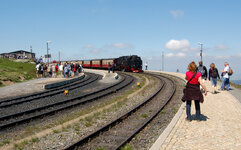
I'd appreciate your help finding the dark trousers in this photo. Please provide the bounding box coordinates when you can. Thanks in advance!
[186,100,200,119]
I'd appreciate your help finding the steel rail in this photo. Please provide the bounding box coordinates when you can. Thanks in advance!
[64,73,176,150]
[0,73,134,129]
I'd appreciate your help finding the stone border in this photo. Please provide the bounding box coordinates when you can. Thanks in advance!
[150,103,185,150]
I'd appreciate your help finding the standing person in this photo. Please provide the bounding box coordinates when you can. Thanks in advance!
[52,63,57,78]
[39,63,44,78]
[43,64,48,78]
[197,61,208,91]
[64,63,69,78]
[208,63,220,94]
[112,62,116,73]
[67,63,72,77]
[59,63,64,77]
[35,63,40,78]
[221,62,230,91]
[76,63,80,75]
[79,64,82,73]
[55,64,58,77]
[47,64,52,77]
[182,61,207,121]
[145,62,148,70]
[73,63,77,76]
[108,62,111,73]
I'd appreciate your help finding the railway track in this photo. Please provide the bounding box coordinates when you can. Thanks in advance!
[0,73,98,107]
[0,72,134,130]
[64,72,176,150]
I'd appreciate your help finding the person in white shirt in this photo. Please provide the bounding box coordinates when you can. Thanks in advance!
[36,63,40,78]
[221,62,230,91]
[59,63,64,77]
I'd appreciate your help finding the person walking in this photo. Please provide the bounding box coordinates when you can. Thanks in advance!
[221,62,230,91]
[197,61,208,92]
[182,61,207,121]
[208,63,220,94]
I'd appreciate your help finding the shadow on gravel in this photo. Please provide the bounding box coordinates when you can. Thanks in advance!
[191,114,209,121]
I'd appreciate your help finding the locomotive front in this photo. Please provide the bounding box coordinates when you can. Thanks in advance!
[129,55,143,72]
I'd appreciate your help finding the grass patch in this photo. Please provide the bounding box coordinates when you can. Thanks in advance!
[14,140,28,150]
[172,107,178,114]
[120,144,133,150]
[31,137,39,143]
[141,113,148,118]
[160,110,165,114]
[0,139,10,147]
[230,82,241,90]
[24,126,39,136]
[53,129,60,134]
[0,58,36,86]
[85,122,92,127]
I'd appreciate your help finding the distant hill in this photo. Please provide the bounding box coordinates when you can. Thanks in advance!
[0,58,36,87]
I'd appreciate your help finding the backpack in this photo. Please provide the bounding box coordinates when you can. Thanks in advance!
[38,64,42,71]
[228,67,233,76]
[198,66,205,76]
[211,68,218,78]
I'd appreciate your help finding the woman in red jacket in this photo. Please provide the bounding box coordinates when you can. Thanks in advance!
[182,61,207,121]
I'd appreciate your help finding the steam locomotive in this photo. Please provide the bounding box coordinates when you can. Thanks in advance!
[66,55,143,72]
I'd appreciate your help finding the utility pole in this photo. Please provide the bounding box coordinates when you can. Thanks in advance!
[58,51,60,63]
[162,51,164,71]
[46,41,51,64]
[199,42,203,62]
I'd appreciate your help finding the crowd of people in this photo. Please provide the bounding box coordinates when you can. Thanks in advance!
[35,62,83,78]
[182,61,233,122]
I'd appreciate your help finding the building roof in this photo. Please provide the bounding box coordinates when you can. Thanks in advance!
[0,50,35,55]
[10,50,35,54]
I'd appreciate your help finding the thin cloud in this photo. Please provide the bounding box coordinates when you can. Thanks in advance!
[166,53,175,57]
[85,44,93,49]
[165,52,186,57]
[215,44,228,50]
[213,55,230,59]
[106,43,134,49]
[170,10,184,18]
[177,52,186,57]
[90,49,99,54]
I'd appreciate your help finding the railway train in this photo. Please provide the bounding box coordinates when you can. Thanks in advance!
[62,55,143,73]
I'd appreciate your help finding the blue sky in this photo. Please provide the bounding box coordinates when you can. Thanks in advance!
[0,0,241,79]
